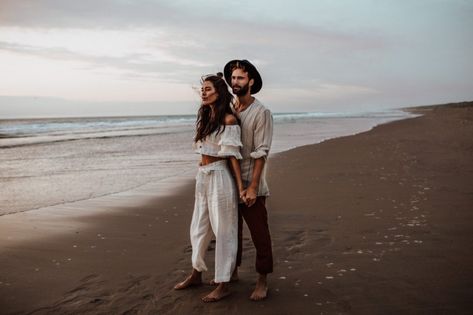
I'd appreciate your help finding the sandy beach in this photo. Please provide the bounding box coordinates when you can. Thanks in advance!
[1,102,472,314]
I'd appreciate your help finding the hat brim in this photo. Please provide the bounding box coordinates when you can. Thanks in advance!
[224,59,262,94]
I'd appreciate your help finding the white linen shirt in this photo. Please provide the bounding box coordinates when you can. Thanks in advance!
[234,98,273,196]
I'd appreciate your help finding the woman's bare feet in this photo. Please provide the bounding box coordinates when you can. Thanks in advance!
[250,274,268,301]
[209,268,239,285]
[174,269,202,290]
[202,283,231,302]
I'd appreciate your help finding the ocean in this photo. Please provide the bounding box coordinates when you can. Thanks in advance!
[0,110,414,216]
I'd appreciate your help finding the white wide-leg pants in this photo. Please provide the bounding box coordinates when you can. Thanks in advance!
[190,160,238,283]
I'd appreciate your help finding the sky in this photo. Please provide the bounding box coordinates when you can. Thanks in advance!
[0,0,472,118]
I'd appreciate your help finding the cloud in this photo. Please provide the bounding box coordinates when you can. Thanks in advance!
[1,0,471,114]
[0,28,211,83]
[0,16,388,88]
[0,0,181,29]
[261,83,379,104]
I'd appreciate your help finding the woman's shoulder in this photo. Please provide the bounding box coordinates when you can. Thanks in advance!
[224,114,238,125]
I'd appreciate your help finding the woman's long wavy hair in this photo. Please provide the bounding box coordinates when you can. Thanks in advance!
[194,72,234,142]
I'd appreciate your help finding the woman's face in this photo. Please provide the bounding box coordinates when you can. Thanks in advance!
[201,81,218,106]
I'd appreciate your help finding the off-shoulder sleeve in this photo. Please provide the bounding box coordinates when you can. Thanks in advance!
[193,140,202,154]
[218,125,243,159]
[250,109,273,159]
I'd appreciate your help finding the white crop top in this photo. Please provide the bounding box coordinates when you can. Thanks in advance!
[193,125,243,159]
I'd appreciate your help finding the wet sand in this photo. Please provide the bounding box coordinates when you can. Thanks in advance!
[1,102,472,314]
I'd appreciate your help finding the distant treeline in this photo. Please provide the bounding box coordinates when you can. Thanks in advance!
[406,101,473,111]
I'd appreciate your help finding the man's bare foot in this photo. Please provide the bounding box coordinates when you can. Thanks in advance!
[250,274,268,301]
[202,283,231,302]
[209,268,239,285]
[174,270,202,290]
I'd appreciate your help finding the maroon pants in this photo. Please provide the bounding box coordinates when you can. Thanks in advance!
[236,196,273,274]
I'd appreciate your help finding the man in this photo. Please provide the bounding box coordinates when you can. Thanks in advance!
[223,59,273,301]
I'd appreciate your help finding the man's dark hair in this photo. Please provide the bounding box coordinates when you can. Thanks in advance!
[231,61,254,81]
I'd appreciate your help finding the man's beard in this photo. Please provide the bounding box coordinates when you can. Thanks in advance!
[232,82,250,96]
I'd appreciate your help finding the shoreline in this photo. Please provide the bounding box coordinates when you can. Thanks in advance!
[0,110,411,217]
[1,102,472,314]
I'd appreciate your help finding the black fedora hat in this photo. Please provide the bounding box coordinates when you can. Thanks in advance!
[224,59,263,94]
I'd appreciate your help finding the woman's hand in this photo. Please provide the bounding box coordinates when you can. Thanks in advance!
[239,189,247,204]
[244,186,258,207]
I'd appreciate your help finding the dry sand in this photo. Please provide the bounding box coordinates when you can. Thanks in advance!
[0,102,472,314]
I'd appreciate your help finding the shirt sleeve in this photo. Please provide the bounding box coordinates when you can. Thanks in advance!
[218,125,243,159]
[250,109,273,159]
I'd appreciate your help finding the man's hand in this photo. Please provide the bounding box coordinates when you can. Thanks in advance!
[244,186,258,207]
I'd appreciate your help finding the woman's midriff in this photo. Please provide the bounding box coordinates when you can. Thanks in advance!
[200,154,225,166]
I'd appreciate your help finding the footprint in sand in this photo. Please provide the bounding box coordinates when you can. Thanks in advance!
[183,245,192,253]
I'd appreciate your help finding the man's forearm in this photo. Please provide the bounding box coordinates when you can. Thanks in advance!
[249,157,265,190]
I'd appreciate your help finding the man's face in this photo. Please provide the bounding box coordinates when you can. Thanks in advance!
[231,68,253,96]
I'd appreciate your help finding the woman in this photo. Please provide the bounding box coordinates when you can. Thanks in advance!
[174,73,243,302]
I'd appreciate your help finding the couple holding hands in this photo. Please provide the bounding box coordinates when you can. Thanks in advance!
[174,59,274,302]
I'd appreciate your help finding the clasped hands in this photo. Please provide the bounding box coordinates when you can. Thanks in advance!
[239,186,257,207]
